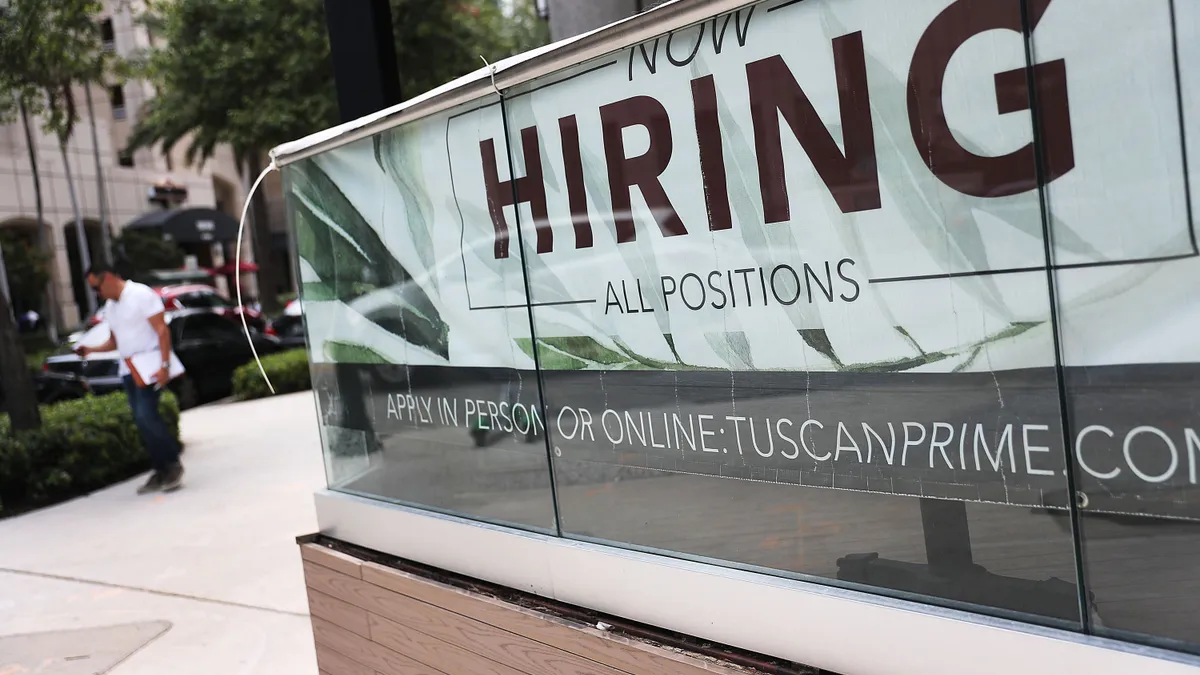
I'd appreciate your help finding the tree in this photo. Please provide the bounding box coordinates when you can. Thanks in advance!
[1,0,112,319]
[498,0,552,59]
[128,0,548,312]
[84,82,112,266]
[389,0,549,98]
[0,0,61,431]
[17,100,58,343]
[112,229,184,282]
[0,0,63,343]
[0,0,115,430]
[33,0,111,320]
[129,0,338,314]
[0,283,39,429]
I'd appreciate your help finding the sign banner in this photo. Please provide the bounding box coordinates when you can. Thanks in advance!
[285,0,1199,521]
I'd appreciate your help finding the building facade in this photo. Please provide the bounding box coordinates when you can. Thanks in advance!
[0,0,290,330]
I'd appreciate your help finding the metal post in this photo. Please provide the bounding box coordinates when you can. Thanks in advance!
[919,498,976,576]
[322,0,401,122]
[84,86,113,264]
[322,0,402,447]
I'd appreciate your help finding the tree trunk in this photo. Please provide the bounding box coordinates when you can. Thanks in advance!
[0,278,42,431]
[20,101,59,343]
[84,86,112,265]
[60,141,96,317]
[0,242,11,306]
[246,153,283,314]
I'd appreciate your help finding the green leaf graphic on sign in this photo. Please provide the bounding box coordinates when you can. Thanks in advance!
[291,157,450,359]
[325,341,392,365]
[374,129,438,287]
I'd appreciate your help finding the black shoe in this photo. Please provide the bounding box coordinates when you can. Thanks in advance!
[160,463,184,493]
[137,472,163,495]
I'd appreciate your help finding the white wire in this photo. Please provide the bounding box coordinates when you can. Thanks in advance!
[236,159,278,395]
[479,55,501,96]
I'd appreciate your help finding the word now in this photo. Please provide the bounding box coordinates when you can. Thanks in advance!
[477,0,1073,260]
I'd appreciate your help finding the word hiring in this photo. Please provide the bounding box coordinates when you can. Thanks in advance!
[478,0,1073,260]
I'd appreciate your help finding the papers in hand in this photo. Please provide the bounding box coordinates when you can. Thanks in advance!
[128,351,186,387]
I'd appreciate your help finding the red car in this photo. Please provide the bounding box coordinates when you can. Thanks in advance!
[86,284,267,333]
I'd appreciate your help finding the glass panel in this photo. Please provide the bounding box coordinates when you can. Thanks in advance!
[498,0,1081,623]
[1037,0,1200,650]
[281,98,557,533]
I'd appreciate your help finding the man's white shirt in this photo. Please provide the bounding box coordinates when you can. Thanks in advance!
[104,282,166,377]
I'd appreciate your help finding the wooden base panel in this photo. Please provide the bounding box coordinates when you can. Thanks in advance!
[300,541,801,675]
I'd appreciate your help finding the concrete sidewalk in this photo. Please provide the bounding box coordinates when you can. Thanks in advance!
[0,392,325,674]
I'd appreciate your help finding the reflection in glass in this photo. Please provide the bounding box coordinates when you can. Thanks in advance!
[505,0,1082,624]
[1039,0,1200,650]
[284,100,558,533]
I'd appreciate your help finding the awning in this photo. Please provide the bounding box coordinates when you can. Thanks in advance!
[145,269,215,285]
[123,208,238,244]
[207,261,259,275]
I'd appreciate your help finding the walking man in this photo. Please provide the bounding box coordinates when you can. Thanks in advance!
[76,263,184,493]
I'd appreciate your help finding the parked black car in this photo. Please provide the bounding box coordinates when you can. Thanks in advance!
[266,299,306,348]
[38,308,280,409]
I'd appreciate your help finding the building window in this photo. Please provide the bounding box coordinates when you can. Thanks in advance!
[118,150,134,167]
[109,85,126,120]
[99,18,115,51]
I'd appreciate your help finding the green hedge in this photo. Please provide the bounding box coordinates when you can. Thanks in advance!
[232,349,311,400]
[0,391,181,516]
[21,332,56,376]
[27,348,54,375]
[20,331,55,354]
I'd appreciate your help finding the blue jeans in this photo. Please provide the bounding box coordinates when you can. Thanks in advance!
[123,375,182,473]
